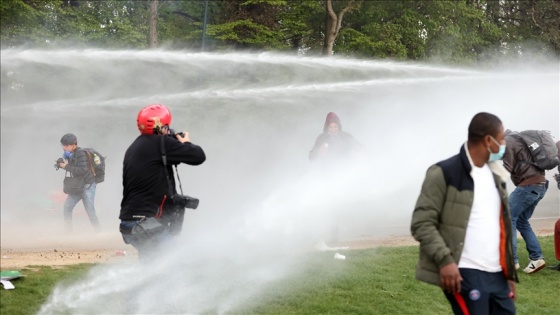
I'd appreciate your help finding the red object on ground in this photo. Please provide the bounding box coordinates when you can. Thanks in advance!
[555,219,560,261]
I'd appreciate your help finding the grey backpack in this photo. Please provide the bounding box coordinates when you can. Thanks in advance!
[515,130,559,170]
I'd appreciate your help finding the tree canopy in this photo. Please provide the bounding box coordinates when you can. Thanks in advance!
[1,0,558,64]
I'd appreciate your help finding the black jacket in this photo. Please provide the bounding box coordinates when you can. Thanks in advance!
[65,148,95,185]
[119,135,206,220]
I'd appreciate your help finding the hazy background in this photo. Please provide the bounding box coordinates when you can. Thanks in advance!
[1,49,558,313]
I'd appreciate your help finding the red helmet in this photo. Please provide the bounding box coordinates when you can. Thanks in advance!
[137,104,172,135]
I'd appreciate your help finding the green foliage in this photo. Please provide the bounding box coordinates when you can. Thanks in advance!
[156,0,212,49]
[0,0,558,62]
[0,0,57,47]
[0,0,150,48]
[52,1,149,48]
[277,0,324,52]
[494,0,560,54]
[335,0,504,63]
[207,19,285,49]
[417,1,494,64]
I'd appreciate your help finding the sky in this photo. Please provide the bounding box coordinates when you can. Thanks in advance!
[1,49,558,313]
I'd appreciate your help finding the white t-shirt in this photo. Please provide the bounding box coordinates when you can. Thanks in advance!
[459,147,502,272]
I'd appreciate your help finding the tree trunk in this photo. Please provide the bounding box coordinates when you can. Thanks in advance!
[292,34,303,52]
[149,0,159,48]
[323,0,360,56]
[323,0,337,56]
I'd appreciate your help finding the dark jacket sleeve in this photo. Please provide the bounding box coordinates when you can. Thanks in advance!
[502,137,516,173]
[165,136,206,166]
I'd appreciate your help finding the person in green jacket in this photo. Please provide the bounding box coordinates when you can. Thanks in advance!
[411,112,518,315]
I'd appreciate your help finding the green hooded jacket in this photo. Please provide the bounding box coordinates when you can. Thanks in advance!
[411,144,518,286]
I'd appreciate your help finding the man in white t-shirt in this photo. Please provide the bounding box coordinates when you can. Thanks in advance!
[411,112,518,315]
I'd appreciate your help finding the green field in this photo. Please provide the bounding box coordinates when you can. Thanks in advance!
[1,236,558,314]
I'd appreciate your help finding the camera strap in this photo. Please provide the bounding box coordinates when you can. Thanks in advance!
[160,136,184,197]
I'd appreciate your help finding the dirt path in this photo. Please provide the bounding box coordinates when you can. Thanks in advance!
[0,225,555,270]
[0,234,418,269]
[0,248,137,269]
[0,229,138,269]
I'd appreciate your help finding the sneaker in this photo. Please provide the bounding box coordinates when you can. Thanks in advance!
[515,263,520,270]
[548,263,560,271]
[523,259,546,274]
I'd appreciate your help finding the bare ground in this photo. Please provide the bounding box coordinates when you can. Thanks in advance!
[1,224,554,270]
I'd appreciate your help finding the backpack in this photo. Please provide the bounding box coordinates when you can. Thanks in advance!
[81,148,106,183]
[514,130,560,170]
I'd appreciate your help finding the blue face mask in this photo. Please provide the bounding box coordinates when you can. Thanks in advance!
[63,151,73,159]
[488,136,506,162]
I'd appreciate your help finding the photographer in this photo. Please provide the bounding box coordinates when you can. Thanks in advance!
[56,133,101,232]
[119,104,206,260]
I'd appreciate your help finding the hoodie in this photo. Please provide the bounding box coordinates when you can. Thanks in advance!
[309,112,358,162]
[323,112,342,133]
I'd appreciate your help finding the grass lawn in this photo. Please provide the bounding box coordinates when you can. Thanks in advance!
[1,236,558,314]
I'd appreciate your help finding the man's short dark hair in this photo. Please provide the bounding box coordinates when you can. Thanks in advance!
[468,112,502,143]
[61,133,78,145]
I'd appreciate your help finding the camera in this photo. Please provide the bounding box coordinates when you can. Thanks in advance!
[54,158,64,170]
[169,128,185,138]
[171,194,199,210]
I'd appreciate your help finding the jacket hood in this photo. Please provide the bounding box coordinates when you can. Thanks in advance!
[323,112,342,133]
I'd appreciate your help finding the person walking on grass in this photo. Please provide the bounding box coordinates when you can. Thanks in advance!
[411,112,517,315]
[502,130,553,274]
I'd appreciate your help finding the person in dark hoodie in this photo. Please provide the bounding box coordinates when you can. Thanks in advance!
[119,104,206,260]
[309,112,360,163]
[309,112,360,246]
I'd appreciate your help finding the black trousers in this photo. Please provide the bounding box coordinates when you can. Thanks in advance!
[444,268,515,315]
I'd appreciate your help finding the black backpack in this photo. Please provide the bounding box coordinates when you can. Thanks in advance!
[81,148,106,183]
[514,130,560,170]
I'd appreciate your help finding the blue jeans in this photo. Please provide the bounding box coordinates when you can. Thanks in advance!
[509,182,547,263]
[64,182,100,230]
